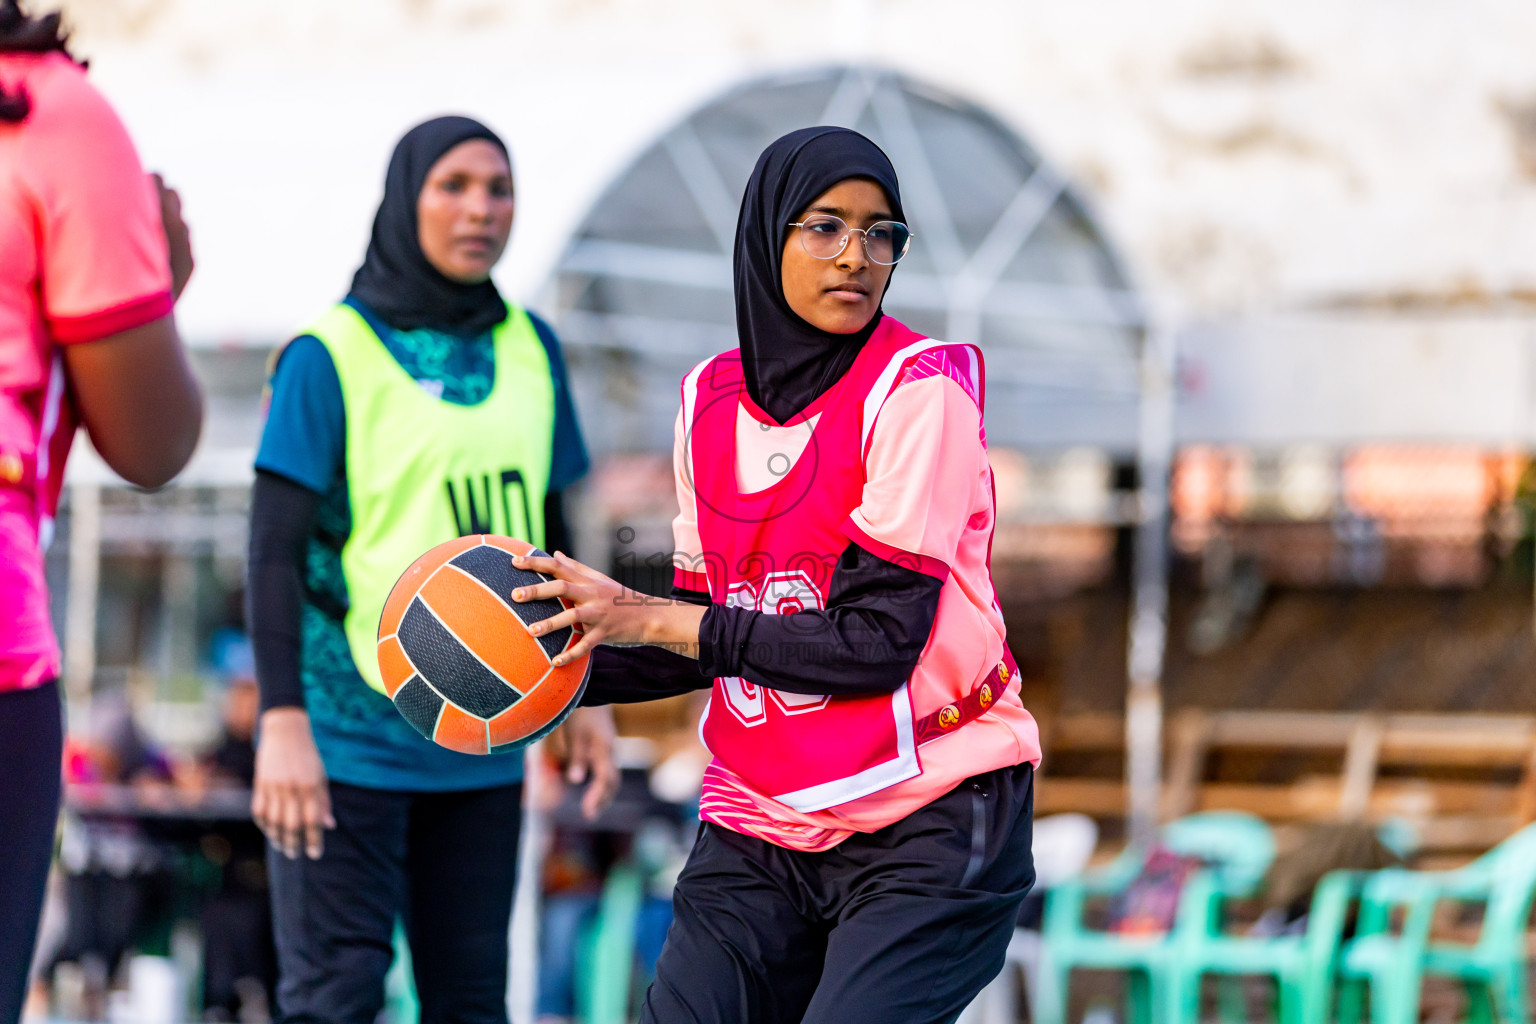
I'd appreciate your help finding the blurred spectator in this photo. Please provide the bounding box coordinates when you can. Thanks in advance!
[195,666,275,1024]
[43,695,175,1018]
[535,821,615,1024]
[535,699,705,1024]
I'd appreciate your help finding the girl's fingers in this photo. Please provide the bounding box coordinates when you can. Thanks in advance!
[552,551,604,584]
[527,607,581,637]
[511,579,567,603]
[553,630,600,667]
[515,551,599,583]
[317,785,336,830]
[581,763,618,820]
[280,786,303,859]
[511,553,561,576]
[302,787,329,860]
[255,785,280,839]
[577,733,619,820]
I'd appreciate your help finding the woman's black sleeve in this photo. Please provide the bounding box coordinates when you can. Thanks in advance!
[580,645,711,706]
[247,470,323,713]
[697,541,942,696]
[580,546,940,704]
[578,580,714,705]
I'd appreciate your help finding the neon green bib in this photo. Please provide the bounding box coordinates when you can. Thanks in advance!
[305,302,554,694]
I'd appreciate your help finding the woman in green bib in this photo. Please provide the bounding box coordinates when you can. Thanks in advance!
[247,116,617,1024]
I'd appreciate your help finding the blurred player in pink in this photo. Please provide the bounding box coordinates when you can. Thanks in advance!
[0,3,202,1018]
[516,126,1041,1023]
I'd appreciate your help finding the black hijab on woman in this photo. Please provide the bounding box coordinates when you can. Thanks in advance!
[349,115,511,338]
[734,126,905,425]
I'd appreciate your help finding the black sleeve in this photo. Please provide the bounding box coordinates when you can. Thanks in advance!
[697,541,942,696]
[577,581,714,705]
[580,545,940,704]
[247,470,322,713]
[580,645,711,706]
[543,489,572,559]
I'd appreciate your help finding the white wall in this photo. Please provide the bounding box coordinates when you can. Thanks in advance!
[1178,314,1536,445]
[54,0,1536,343]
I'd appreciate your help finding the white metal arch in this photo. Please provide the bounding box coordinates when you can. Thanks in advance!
[550,65,1147,457]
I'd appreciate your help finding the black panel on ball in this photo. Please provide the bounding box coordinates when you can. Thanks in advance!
[393,675,445,739]
[449,545,575,660]
[398,597,522,718]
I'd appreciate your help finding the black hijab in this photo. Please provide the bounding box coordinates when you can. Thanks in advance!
[734,126,904,424]
[349,116,511,338]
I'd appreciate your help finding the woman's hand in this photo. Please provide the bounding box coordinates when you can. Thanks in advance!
[560,706,620,821]
[151,173,194,301]
[252,707,335,860]
[510,551,705,665]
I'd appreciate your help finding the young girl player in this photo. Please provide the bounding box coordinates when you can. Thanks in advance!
[515,126,1042,1024]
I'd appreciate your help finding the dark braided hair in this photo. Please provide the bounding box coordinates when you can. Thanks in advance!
[0,1,78,123]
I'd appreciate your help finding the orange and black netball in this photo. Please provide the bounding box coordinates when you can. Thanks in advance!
[376,535,589,755]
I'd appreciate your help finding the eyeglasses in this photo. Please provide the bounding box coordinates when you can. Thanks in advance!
[787,214,913,266]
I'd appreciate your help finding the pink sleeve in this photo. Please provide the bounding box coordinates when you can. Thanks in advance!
[27,67,172,343]
[843,373,988,581]
[671,407,708,592]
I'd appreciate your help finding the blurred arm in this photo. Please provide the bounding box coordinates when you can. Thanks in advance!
[61,315,202,489]
[30,73,203,487]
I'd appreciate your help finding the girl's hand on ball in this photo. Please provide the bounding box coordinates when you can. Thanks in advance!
[511,551,706,663]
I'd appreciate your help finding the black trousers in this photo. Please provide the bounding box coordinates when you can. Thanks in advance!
[642,762,1035,1024]
[267,780,523,1024]
[0,681,62,1024]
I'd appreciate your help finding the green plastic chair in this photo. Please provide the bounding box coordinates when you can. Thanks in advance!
[1165,820,1419,1024]
[575,862,644,1024]
[1337,823,1536,1024]
[1166,867,1362,1024]
[1038,812,1277,1024]
[383,922,420,1024]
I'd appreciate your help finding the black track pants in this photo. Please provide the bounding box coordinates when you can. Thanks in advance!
[267,781,523,1024]
[642,762,1035,1024]
[0,681,63,1024]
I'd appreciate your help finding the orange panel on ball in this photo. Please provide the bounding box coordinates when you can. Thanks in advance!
[418,567,552,690]
[487,658,589,748]
[433,701,489,755]
[376,634,414,699]
[378,534,484,639]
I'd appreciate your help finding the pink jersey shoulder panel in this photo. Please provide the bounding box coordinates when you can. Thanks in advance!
[10,54,172,338]
[0,53,168,692]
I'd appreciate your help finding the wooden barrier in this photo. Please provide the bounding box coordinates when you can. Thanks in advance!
[1034,709,1536,860]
